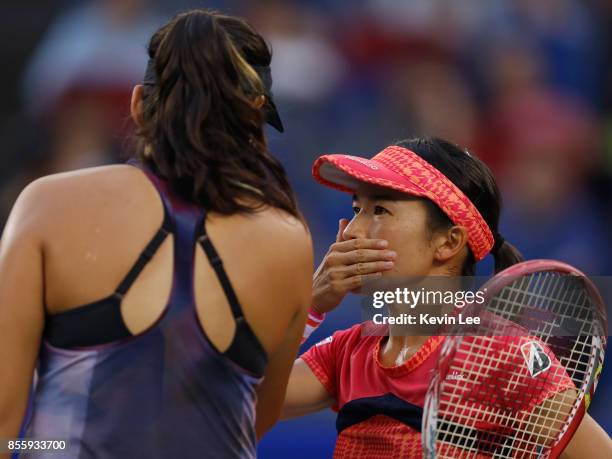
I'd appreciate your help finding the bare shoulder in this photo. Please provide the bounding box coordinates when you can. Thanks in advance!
[220,208,313,275]
[21,164,143,203]
[6,165,156,236]
[209,206,312,268]
[250,207,311,251]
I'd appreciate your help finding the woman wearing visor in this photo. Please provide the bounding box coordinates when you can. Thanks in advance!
[0,9,312,458]
[282,137,611,458]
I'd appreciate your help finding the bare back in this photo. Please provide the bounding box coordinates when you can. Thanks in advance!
[39,164,309,355]
[0,163,313,446]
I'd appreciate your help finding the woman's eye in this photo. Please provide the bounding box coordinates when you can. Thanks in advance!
[374,205,388,215]
[352,206,361,215]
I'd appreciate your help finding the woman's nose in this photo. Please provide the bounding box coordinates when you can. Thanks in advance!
[343,216,368,240]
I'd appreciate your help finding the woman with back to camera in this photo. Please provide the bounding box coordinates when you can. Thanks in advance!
[0,9,312,458]
[283,137,612,458]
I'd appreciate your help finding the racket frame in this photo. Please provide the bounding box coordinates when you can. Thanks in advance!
[422,259,608,459]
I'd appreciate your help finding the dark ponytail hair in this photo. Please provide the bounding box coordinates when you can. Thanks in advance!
[395,137,523,274]
[135,9,301,219]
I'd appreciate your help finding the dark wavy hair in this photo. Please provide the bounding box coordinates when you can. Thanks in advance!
[396,137,523,275]
[134,9,300,219]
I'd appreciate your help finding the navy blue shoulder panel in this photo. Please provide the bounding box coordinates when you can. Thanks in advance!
[336,393,423,434]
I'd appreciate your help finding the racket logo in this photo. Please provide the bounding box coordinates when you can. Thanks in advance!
[520,341,552,377]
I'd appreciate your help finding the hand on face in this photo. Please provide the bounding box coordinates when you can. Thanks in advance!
[311,218,396,313]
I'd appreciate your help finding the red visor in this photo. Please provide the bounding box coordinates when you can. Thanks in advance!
[312,145,494,261]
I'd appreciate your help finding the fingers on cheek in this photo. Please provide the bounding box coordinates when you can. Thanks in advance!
[349,275,363,289]
[329,268,343,281]
[381,261,394,270]
[330,279,345,294]
[328,251,348,267]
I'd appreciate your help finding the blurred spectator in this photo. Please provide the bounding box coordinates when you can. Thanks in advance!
[21,0,163,172]
[249,1,345,103]
[385,56,480,149]
[484,0,603,105]
[0,0,163,226]
[23,0,160,118]
[494,91,607,274]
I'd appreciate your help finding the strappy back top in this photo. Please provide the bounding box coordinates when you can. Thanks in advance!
[24,163,268,459]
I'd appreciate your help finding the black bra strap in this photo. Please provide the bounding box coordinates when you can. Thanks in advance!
[115,214,173,298]
[196,210,268,376]
[197,215,243,320]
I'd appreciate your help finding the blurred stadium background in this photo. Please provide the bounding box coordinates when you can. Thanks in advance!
[1,0,611,457]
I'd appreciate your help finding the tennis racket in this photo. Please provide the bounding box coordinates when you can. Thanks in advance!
[422,260,607,458]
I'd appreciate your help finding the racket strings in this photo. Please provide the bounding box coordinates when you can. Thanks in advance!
[437,339,570,457]
[428,271,602,458]
[489,276,596,338]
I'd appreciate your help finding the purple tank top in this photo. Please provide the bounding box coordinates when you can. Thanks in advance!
[23,165,263,458]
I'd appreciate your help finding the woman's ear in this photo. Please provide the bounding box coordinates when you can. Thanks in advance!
[130,85,145,127]
[433,226,469,263]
